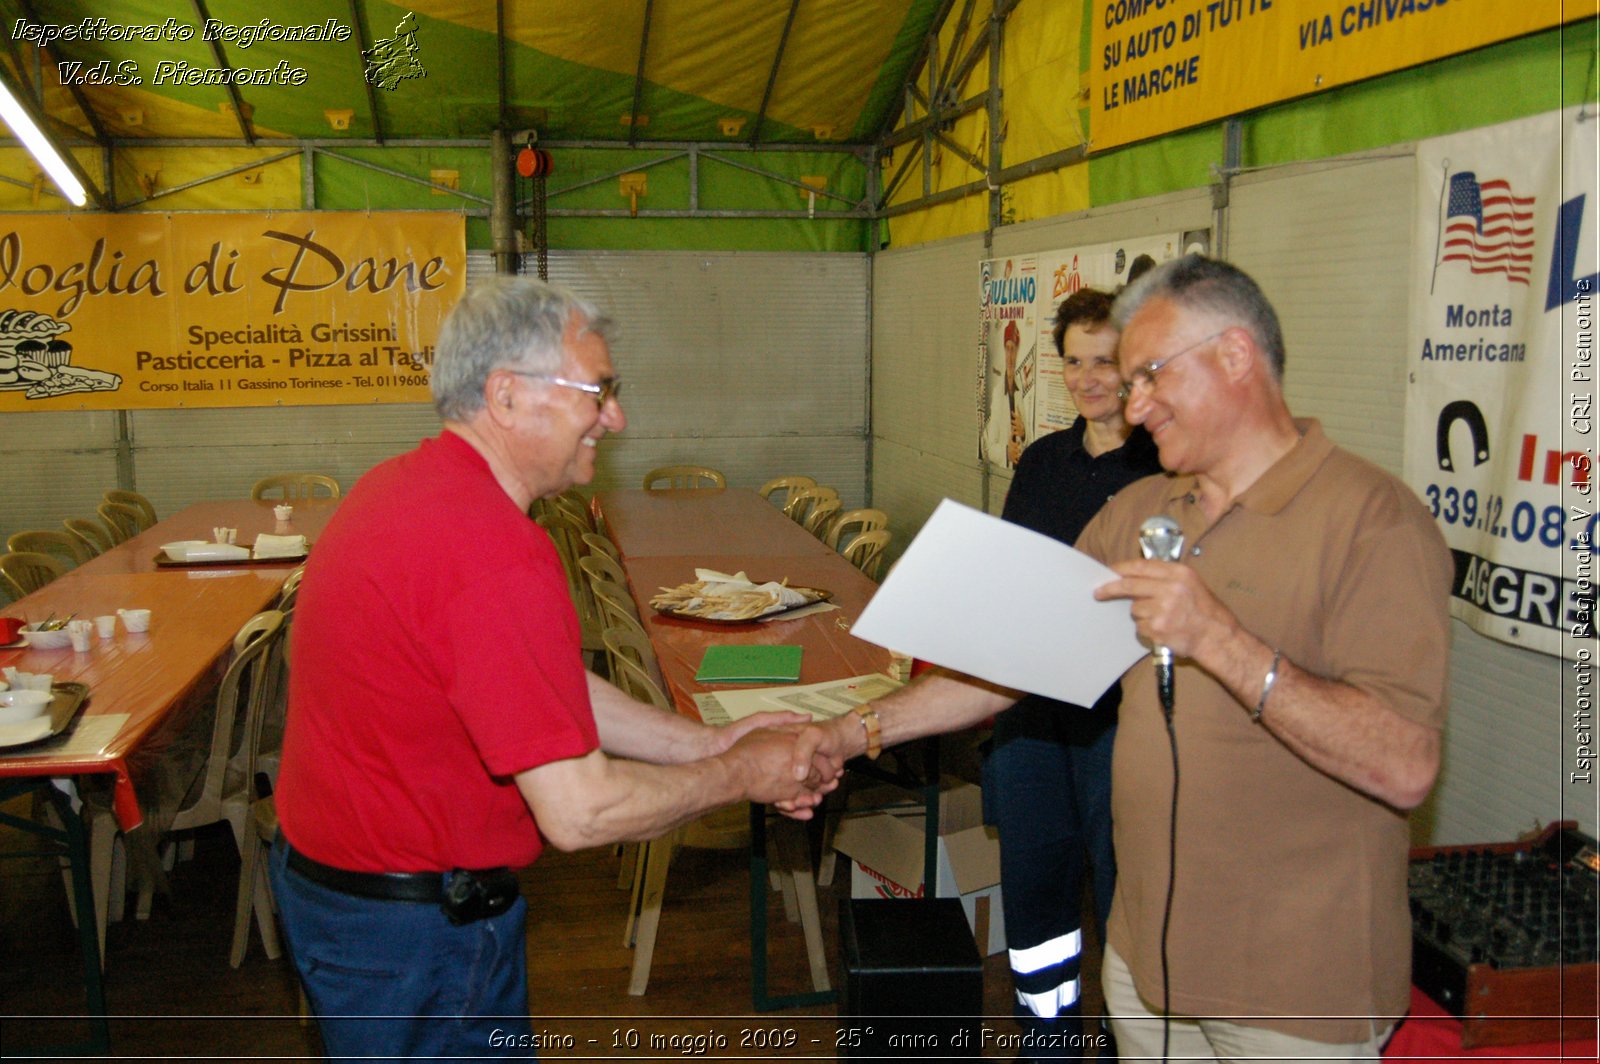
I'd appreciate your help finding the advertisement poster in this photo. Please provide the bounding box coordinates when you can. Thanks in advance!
[979,235,1184,468]
[1090,1,1574,152]
[0,211,464,411]
[1402,106,1597,660]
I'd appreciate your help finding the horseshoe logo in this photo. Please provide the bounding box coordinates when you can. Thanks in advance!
[1436,400,1489,472]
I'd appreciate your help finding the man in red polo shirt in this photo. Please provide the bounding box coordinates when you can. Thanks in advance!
[272,277,839,1060]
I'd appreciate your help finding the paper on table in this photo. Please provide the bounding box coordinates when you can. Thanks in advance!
[850,499,1148,706]
[695,673,903,725]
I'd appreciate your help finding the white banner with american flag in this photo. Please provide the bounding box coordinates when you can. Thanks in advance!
[1404,106,1598,661]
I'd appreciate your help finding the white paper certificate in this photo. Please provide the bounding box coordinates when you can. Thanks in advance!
[850,499,1148,706]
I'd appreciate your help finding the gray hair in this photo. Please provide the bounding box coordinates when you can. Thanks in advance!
[1112,254,1286,378]
[431,276,615,421]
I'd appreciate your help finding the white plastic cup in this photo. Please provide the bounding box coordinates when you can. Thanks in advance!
[274,505,294,522]
[95,615,116,639]
[67,620,92,652]
[118,608,151,634]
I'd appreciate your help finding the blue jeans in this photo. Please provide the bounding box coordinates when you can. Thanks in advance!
[269,837,534,1061]
[983,698,1116,1060]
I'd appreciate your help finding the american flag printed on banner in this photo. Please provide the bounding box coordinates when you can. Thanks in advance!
[1439,172,1536,284]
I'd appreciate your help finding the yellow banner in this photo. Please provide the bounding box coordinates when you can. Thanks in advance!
[0,211,464,410]
[1090,1,1580,152]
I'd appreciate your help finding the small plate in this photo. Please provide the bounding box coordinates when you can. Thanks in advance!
[0,681,89,750]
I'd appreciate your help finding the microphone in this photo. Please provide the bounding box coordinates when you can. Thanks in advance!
[1138,516,1185,716]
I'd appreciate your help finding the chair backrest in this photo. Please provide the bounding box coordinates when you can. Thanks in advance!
[0,551,66,599]
[8,530,93,568]
[535,512,599,634]
[841,529,891,580]
[580,531,621,562]
[758,475,816,509]
[577,552,628,590]
[63,517,114,557]
[103,489,158,530]
[169,610,286,833]
[782,485,837,524]
[827,508,890,551]
[802,497,842,540]
[250,473,341,500]
[97,501,143,543]
[602,625,671,710]
[643,465,726,491]
[275,566,307,611]
[590,577,641,632]
[551,490,596,531]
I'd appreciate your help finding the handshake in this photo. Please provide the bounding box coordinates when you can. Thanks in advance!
[712,711,866,818]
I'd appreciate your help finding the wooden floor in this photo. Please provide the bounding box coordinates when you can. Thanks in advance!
[1,804,1109,1060]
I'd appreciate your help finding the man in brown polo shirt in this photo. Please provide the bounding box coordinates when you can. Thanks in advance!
[802,255,1450,1062]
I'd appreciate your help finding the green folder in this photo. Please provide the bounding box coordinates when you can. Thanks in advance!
[695,644,803,684]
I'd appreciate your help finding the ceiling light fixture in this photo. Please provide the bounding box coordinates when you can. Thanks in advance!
[0,79,85,206]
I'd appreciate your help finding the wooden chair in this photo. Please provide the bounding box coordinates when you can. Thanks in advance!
[0,551,66,599]
[841,529,891,580]
[63,517,114,557]
[601,625,753,995]
[97,501,143,544]
[758,475,816,511]
[8,530,93,568]
[250,474,341,500]
[827,508,889,552]
[802,497,842,540]
[782,485,837,525]
[103,490,157,530]
[643,465,726,491]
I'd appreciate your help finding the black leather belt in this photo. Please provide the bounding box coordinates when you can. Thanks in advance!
[283,842,520,925]
[286,843,447,902]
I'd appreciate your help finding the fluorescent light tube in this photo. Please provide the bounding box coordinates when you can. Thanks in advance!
[0,79,86,207]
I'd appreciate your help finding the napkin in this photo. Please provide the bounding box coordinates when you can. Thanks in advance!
[174,543,251,562]
[693,569,812,610]
[253,533,308,560]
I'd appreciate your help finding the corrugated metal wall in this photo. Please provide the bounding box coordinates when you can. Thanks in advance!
[0,247,869,561]
[869,152,1588,844]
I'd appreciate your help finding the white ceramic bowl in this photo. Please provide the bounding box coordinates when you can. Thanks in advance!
[0,688,52,724]
[21,624,72,650]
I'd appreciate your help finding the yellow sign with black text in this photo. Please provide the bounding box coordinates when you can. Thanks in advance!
[0,211,464,410]
[1090,1,1581,152]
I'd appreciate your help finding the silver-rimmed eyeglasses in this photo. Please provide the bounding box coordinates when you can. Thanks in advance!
[1118,329,1226,400]
[506,370,622,406]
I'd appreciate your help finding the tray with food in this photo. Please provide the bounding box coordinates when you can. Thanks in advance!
[650,569,830,624]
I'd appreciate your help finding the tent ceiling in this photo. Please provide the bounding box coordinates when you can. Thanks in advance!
[1,0,947,148]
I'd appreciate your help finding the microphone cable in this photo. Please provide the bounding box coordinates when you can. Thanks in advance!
[1158,677,1179,1064]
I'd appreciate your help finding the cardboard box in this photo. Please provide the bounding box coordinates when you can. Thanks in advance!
[831,781,1006,955]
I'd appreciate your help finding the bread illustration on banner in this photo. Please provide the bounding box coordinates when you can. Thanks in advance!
[0,309,122,399]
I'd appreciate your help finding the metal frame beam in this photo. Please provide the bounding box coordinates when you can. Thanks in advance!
[749,0,801,146]
[628,0,655,149]
[15,0,109,145]
[115,148,299,209]
[348,0,386,144]
[191,0,256,144]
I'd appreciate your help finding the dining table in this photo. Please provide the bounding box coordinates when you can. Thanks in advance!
[593,487,940,1011]
[0,496,335,1055]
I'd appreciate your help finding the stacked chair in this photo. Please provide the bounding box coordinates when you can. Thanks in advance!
[95,501,144,544]
[103,490,157,530]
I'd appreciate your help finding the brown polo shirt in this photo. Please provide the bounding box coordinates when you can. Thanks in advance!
[1077,419,1452,1042]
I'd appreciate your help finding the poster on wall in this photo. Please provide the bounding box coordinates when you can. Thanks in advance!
[1402,106,1597,661]
[979,235,1184,468]
[1089,1,1574,153]
[0,211,464,411]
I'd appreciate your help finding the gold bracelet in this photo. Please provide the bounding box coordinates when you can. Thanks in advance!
[852,704,882,760]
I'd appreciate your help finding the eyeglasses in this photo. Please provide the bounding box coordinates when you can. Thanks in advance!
[1118,329,1226,399]
[506,370,622,406]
